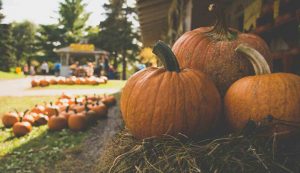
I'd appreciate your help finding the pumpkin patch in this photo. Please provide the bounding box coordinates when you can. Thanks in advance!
[1,93,116,136]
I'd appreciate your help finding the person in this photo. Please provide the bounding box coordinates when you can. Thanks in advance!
[86,62,94,77]
[23,64,29,75]
[30,65,35,76]
[40,61,49,75]
[54,61,61,76]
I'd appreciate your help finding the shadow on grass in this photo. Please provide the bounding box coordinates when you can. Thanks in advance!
[0,125,88,173]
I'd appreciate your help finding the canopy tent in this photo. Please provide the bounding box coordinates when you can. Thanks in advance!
[54,45,109,76]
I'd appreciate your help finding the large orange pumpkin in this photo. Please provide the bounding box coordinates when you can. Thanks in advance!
[172,4,272,96]
[13,121,32,137]
[224,44,300,132]
[121,41,221,139]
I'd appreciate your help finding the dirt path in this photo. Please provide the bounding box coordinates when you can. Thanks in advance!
[51,105,123,173]
[0,76,120,96]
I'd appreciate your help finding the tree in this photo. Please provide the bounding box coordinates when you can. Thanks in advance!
[36,24,66,61]
[58,0,90,43]
[0,0,4,22]
[95,0,140,80]
[11,21,37,64]
[0,24,16,71]
[0,1,16,71]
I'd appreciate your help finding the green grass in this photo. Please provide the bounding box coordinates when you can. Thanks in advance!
[0,96,87,172]
[31,80,127,90]
[0,71,25,80]
[0,96,57,115]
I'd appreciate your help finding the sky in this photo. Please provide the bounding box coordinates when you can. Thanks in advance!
[2,0,135,26]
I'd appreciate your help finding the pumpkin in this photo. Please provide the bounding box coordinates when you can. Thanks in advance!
[22,110,35,125]
[68,110,87,131]
[172,3,272,96]
[39,78,50,87]
[120,41,221,139]
[2,111,20,128]
[13,121,32,137]
[84,104,98,125]
[102,95,116,107]
[57,77,66,85]
[31,79,40,87]
[45,102,59,117]
[48,110,68,131]
[33,113,49,126]
[90,102,108,119]
[60,106,74,120]
[50,78,58,85]
[31,105,46,114]
[60,92,72,100]
[224,44,300,133]
[72,103,85,113]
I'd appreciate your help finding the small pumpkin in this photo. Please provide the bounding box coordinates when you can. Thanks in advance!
[39,78,50,87]
[13,121,32,137]
[22,110,35,125]
[172,3,272,96]
[224,44,300,133]
[45,102,60,117]
[90,101,108,119]
[84,104,98,125]
[31,105,46,114]
[102,95,116,107]
[48,110,68,131]
[121,41,221,139]
[31,79,40,87]
[2,111,20,128]
[50,78,58,85]
[60,106,75,120]
[68,110,87,131]
[33,113,49,126]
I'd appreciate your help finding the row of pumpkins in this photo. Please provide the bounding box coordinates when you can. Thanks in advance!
[2,93,116,137]
[120,4,300,139]
[31,76,108,87]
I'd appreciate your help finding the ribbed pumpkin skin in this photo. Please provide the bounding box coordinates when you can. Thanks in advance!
[225,73,300,131]
[172,27,272,96]
[121,67,221,139]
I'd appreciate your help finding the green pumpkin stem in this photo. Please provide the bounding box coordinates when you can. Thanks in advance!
[152,41,180,72]
[235,44,271,75]
[205,3,237,41]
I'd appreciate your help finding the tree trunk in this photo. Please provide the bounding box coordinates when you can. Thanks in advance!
[122,51,126,80]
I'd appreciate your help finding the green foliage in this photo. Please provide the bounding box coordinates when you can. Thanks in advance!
[0,24,16,71]
[91,0,140,79]
[36,24,66,61]
[58,0,90,43]
[0,0,4,22]
[11,21,37,63]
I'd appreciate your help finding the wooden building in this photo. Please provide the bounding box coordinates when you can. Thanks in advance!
[136,0,300,74]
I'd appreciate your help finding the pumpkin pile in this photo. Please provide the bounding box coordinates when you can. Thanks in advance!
[120,3,300,140]
[31,76,108,88]
[1,93,117,137]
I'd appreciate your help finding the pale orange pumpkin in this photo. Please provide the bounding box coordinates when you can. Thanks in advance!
[225,44,300,133]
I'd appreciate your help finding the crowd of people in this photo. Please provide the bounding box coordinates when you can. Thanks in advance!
[23,58,119,79]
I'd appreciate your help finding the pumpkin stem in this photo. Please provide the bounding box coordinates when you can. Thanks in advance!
[235,44,271,75]
[205,3,237,41]
[66,106,70,113]
[152,40,180,72]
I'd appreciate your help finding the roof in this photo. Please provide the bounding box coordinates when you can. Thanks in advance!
[54,46,109,55]
[137,0,173,47]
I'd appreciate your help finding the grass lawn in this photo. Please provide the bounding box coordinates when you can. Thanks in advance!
[0,96,88,172]
[31,80,127,90]
[0,71,25,80]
